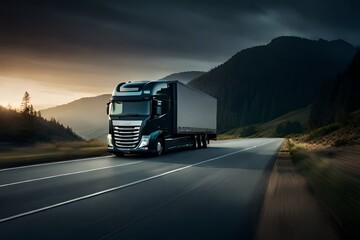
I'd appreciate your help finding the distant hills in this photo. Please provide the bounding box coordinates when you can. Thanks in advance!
[160,71,205,84]
[41,94,111,140]
[0,106,81,146]
[40,71,203,139]
[189,36,356,132]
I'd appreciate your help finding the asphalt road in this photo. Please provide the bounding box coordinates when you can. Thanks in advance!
[0,138,283,240]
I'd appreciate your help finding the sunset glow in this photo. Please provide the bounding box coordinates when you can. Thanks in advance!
[0,76,99,110]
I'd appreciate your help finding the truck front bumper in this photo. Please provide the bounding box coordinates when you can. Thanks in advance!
[107,146,156,154]
[107,134,157,154]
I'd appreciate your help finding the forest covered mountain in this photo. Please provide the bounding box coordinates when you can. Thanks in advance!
[0,106,81,146]
[310,50,360,127]
[41,37,357,138]
[189,36,356,132]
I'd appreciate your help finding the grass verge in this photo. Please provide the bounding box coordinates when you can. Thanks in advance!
[0,140,109,168]
[217,134,240,140]
[288,140,360,239]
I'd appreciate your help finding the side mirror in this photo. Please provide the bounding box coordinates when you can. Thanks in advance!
[106,102,110,115]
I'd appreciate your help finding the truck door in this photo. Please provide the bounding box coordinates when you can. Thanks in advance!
[151,83,172,134]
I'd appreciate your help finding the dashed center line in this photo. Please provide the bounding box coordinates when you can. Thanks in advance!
[0,161,142,188]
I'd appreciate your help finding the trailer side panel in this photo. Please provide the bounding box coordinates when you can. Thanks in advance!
[176,83,217,134]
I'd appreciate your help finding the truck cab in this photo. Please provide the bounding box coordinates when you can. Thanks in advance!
[107,80,217,156]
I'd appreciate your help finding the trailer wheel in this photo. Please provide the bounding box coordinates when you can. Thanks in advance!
[197,135,202,149]
[155,138,164,156]
[192,135,200,149]
[202,135,208,148]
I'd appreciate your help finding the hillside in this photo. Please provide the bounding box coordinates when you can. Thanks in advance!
[40,94,111,140]
[189,36,356,132]
[224,105,311,137]
[0,106,81,147]
[310,50,360,126]
[160,71,205,84]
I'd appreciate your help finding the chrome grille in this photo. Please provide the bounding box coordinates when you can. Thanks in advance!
[113,125,141,148]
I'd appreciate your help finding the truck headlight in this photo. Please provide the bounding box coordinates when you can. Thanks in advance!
[107,134,113,147]
[139,135,150,148]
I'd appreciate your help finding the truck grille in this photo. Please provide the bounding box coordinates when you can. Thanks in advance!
[113,125,141,148]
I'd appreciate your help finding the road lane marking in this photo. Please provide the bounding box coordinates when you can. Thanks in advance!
[0,140,275,224]
[0,155,114,172]
[0,138,278,172]
[0,161,143,188]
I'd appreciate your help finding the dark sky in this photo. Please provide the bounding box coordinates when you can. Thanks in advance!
[1,0,359,108]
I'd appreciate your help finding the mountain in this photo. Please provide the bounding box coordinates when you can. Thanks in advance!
[40,94,111,140]
[0,106,81,146]
[159,71,205,84]
[310,49,360,126]
[188,36,356,132]
[40,37,356,138]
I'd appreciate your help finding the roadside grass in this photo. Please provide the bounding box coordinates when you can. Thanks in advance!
[217,134,240,140]
[0,140,109,168]
[306,123,341,141]
[288,140,360,238]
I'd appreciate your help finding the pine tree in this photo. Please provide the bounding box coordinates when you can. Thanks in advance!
[29,104,34,116]
[21,91,31,114]
[6,104,12,110]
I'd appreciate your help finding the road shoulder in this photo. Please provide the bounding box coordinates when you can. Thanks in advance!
[256,141,340,240]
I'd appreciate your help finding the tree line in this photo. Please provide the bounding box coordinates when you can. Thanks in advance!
[0,92,82,146]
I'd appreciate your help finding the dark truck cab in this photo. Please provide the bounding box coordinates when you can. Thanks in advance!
[107,80,217,156]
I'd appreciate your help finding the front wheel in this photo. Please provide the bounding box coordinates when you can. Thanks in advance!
[114,152,124,157]
[155,138,164,156]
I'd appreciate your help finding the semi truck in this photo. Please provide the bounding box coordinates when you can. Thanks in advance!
[106,80,217,156]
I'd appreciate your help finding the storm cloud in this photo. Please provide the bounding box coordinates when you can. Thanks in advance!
[2,0,359,57]
[0,0,359,107]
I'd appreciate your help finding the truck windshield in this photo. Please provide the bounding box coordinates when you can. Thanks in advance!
[110,101,150,116]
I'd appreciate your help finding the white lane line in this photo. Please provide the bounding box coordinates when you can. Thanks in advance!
[0,140,274,224]
[0,155,114,172]
[0,161,143,188]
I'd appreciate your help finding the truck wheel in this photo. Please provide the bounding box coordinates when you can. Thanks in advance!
[192,135,200,149]
[114,152,124,157]
[192,136,196,149]
[202,135,208,148]
[155,138,164,156]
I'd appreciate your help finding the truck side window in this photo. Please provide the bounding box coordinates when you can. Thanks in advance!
[156,101,162,115]
[152,83,169,98]
[152,99,162,116]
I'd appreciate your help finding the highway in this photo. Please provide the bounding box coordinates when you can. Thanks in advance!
[0,138,282,239]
